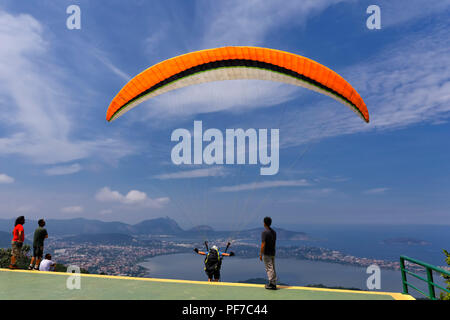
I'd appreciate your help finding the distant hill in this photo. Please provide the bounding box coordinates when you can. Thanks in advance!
[0,217,311,241]
[0,231,11,248]
[132,217,183,235]
[0,218,133,236]
[0,230,32,249]
[0,217,180,236]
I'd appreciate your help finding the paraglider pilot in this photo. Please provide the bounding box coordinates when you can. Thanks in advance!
[194,242,234,282]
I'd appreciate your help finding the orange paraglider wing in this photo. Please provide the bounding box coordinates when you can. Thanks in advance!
[106,46,369,123]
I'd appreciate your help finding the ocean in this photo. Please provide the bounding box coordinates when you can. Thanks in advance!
[139,224,450,298]
[276,224,450,266]
[138,253,447,298]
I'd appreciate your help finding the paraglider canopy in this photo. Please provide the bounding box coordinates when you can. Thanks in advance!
[106,46,369,123]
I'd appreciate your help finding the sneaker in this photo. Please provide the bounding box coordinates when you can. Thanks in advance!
[28,265,33,270]
[34,266,39,271]
[8,264,18,269]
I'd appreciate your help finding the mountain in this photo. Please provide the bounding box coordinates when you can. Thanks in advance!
[0,230,32,249]
[0,217,310,241]
[41,218,134,235]
[132,217,183,235]
[0,231,11,248]
[0,219,15,233]
[0,217,180,236]
[0,218,133,236]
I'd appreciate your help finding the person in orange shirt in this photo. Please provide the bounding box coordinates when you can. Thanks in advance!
[9,216,25,269]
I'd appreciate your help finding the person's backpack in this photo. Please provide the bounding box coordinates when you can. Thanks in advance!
[204,248,221,272]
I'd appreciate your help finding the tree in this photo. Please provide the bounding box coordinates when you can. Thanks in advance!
[0,246,88,273]
[440,249,450,300]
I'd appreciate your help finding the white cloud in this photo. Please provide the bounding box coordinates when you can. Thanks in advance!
[61,206,84,213]
[379,0,450,28]
[137,1,450,143]
[0,11,136,165]
[0,173,14,184]
[277,24,450,148]
[216,179,310,192]
[201,0,348,47]
[131,0,351,123]
[44,163,82,176]
[363,188,390,195]
[154,167,229,180]
[95,187,169,208]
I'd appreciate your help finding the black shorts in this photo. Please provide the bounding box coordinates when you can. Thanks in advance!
[205,269,220,280]
[33,246,44,258]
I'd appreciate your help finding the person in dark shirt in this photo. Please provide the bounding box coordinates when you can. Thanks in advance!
[29,219,48,270]
[260,216,277,290]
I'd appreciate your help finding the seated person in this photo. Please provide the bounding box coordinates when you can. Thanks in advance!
[39,254,56,272]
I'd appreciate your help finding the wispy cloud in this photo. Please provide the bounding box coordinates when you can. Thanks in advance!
[61,206,84,214]
[154,167,229,180]
[95,187,169,208]
[0,11,136,165]
[216,179,310,192]
[91,48,131,81]
[0,173,14,184]
[131,0,352,123]
[363,187,389,195]
[278,22,450,148]
[201,0,348,47]
[44,163,82,176]
[380,0,450,28]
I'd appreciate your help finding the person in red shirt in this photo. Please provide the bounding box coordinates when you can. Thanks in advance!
[9,216,25,269]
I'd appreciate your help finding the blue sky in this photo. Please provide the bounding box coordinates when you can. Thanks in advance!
[0,0,449,229]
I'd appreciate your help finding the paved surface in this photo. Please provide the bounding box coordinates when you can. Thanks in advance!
[0,269,414,300]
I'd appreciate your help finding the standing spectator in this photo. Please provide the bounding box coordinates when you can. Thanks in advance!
[259,216,277,290]
[39,254,56,272]
[9,216,25,269]
[29,219,48,270]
